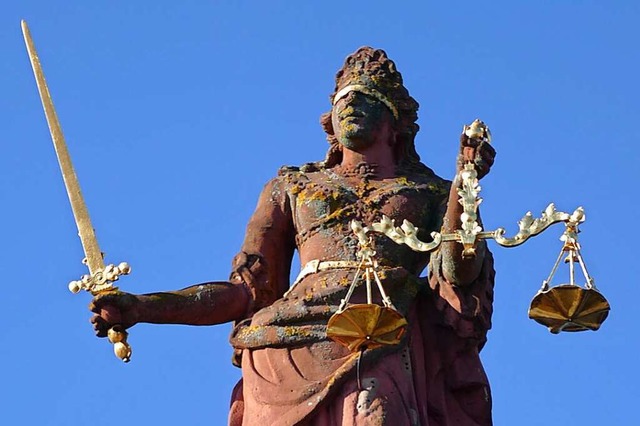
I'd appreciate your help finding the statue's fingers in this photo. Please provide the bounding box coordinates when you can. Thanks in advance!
[479,148,495,168]
[89,293,124,327]
[460,133,481,148]
[474,156,487,170]
[99,305,123,326]
[479,141,496,161]
[462,146,476,163]
[473,154,493,179]
[88,296,103,314]
[90,314,109,337]
[88,291,122,313]
[89,293,109,313]
[473,142,495,168]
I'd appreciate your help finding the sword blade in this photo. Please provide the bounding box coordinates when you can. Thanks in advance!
[22,20,105,275]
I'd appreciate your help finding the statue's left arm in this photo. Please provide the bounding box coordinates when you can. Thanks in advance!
[439,131,496,286]
[423,131,496,347]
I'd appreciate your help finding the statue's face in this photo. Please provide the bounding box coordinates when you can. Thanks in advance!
[331,90,395,151]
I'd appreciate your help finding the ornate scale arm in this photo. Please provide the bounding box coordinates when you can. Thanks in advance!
[491,205,584,248]
[350,217,443,253]
[351,206,586,257]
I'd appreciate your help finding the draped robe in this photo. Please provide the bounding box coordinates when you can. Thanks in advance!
[227,166,495,426]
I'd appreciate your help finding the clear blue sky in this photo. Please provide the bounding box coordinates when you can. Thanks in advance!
[1,1,638,425]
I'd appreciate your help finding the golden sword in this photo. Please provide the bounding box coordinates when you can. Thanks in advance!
[21,20,133,362]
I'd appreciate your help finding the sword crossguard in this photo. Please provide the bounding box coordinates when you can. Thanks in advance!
[68,262,131,294]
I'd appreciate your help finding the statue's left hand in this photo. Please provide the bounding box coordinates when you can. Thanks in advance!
[457,132,496,180]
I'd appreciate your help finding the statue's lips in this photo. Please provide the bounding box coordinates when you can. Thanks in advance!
[339,113,366,122]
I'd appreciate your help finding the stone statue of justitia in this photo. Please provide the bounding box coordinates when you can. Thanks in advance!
[90,46,497,425]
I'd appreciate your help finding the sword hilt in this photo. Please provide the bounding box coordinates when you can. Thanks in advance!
[70,262,134,362]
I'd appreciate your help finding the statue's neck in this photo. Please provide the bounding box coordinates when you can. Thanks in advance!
[340,145,396,179]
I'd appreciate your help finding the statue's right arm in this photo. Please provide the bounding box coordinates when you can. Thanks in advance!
[90,177,296,336]
[90,282,251,336]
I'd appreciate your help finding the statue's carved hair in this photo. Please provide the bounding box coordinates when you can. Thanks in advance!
[287,47,432,176]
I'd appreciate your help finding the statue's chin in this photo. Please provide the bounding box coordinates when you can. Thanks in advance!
[338,130,374,151]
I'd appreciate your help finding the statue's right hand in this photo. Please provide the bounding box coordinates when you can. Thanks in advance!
[89,291,140,338]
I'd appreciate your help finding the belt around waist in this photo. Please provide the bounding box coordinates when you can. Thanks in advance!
[284,259,361,298]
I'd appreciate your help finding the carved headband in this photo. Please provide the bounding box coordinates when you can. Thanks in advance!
[333,84,399,120]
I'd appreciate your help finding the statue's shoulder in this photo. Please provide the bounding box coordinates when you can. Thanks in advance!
[267,164,314,194]
[277,161,324,176]
[257,169,313,207]
[277,163,328,182]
